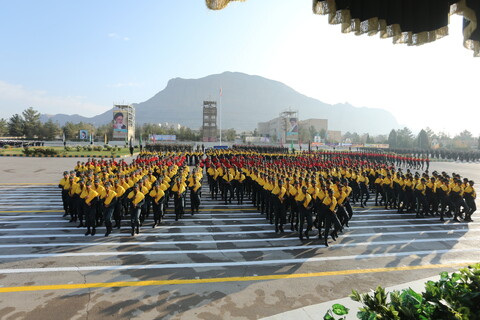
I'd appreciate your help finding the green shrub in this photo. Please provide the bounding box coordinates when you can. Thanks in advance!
[22,147,59,156]
[324,264,480,320]
[93,145,103,152]
[76,145,82,152]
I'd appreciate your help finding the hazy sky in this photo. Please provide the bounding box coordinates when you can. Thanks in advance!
[0,0,479,136]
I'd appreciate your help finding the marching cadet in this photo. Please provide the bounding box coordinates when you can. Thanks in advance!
[113,179,126,229]
[77,179,88,228]
[66,175,78,222]
[188,173,202,214]
[101,182,117,237]
[59,171,70,217]
[128,184,145,236]
[426,177,438,215]
[463,180,476,222]
[222,168,235,204]
[288,180,299,231]
[84,181,99,236]
[451,179,469,222]
[414,178,428,218]
[296,185,313,240]
[171,176,187,221]
[149,181,165,227]
[323,188,341,247]
[374,174,384,206]
[93,179,105,226]
[382,173,394,209]
[272,179,287,233]
[357,171,370,208]
[234,167,246,204]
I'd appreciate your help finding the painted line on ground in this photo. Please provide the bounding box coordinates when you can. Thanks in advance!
[2,228,479,248]
[0,230,278,239]
[0,223,272,231]
[1,221,476,233]
[0,262,474,293]
[0,248,478,274]
[1,236,480,259]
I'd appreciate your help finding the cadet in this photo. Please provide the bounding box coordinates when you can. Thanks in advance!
[128,184,145,236]
[84,181,99,236]
[101,182,117,236]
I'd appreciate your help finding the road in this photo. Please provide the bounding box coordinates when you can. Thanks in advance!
[0,158,479,319]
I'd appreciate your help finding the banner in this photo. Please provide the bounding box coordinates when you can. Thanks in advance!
[79,130,89,140]
[149,134,176,142]
[112,110,128,139]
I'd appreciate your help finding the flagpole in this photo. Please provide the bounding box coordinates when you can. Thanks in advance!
[219,88,222,145]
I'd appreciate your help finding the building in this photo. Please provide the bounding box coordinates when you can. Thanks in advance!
[202,101,217,142]
[257,110,300,144]
[299,119,328,134]
[258,114,329,144]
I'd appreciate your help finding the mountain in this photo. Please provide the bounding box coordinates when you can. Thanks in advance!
[41,72,399,134]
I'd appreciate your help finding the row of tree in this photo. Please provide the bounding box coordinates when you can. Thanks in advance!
[387,127,479,150]
[0,108,61,140]
[0,107,238,142]
[1,108,478,149]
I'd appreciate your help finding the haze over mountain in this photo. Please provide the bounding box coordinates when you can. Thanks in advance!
[41,72,399,134]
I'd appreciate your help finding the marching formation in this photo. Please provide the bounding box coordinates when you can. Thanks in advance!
[58,154,203,237]
[58,149,477,247]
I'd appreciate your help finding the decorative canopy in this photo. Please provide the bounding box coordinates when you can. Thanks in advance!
[205,0,480,57]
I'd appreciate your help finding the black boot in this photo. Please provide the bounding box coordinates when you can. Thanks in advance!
[105,226,111,237]
[136,225,140,234]
[131,227,135,236]
[84,227,91,236]
[91,227,96,236]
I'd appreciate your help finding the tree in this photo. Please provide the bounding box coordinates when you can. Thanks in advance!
[388,130,397,148]
[39,120,61,140]
[397,127,414,148]
[0,118,8,136]
[22,107,41,139]
[417,129,430,149]
[225,128,236,141]
[8,114,24,137]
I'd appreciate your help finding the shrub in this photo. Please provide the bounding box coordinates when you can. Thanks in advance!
[76,145,82,152]
[93,145,103,152]
[324,264,480,320]
[22,147,60,157]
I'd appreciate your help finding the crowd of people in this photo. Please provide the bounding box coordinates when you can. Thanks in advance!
[58,149,477,246]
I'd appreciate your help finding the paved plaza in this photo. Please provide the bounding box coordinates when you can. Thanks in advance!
[0,157,479,319]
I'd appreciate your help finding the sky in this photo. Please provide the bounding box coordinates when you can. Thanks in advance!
[0,0,479,136]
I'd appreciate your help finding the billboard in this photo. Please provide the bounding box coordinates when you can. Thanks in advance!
[286,117,298,141]
[79,130,89,140]
[112,111,128,139]
[149,134,177,142]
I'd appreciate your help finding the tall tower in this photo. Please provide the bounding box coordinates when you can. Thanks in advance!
[202,101,217,142]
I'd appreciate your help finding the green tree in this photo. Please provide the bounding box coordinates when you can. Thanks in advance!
[417,129,430,149]
[39,120,60,140]
[8,114,25,137]
[397,127,414,148]
[387,129,397,148]
[0,118,8,136]
[225,128,236,141]
[22,107,41,139]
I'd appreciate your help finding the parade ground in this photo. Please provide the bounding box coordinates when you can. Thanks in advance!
[0,156,479,319]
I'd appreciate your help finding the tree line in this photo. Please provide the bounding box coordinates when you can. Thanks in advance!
[0,107,237,142]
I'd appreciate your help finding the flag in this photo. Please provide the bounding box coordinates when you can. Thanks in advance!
[139,134,142,146]
[125,135,128,146]
[62,132,65,143]
[152,134,156,143]
[104,133,107,145]
[219,87,222,96]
